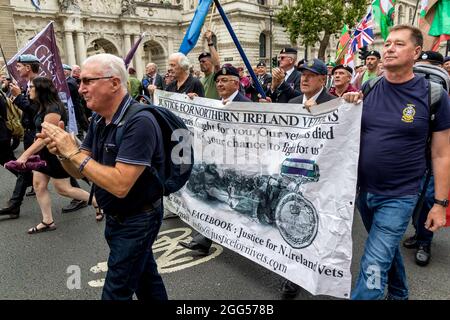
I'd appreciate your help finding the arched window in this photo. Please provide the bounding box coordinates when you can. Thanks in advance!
[259,33,266,58]
[397,5,404,24]
[409,7,414,24]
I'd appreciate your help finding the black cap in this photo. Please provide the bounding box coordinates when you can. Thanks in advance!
[198,52,211,61]
[298,59,327,75]
[332,64,353,76]
[366,50,381,59]
[257,61,266,67]
[418,51,444,64]
[280,47,297,55]
[445,56,450,63]
[214,65,240,80]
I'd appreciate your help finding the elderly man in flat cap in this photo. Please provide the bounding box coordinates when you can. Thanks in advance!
[0,54,41,218]
[354,50,383,89]
[328,64,358,97]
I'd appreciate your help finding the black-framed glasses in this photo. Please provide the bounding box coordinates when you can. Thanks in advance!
[80,76,113,85]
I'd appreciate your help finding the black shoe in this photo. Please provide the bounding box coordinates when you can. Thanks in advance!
[179,241,210,255]
[61,199,88,213]
[403,235,418,249]
[415,245,431,266]
[26,187,36,197]
[280,279,301,298]
[0,203,20,219]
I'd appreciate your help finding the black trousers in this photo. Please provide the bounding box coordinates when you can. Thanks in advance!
[9,130,34,206]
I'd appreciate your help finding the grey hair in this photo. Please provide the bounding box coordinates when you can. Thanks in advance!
[82,54,128,89]
[169,52,190,71]
[146,62,157,71]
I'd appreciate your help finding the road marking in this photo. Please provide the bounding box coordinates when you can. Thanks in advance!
[88,228,223,288]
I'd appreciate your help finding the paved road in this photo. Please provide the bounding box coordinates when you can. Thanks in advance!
[0,160,449,300]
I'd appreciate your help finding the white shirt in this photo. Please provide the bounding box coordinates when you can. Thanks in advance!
[302,87,324,104]
[221,90,239,105]
[284,67,295,82]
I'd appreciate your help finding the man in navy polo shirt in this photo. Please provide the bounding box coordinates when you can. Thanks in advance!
[41,54,167,300]
[344,25,450,300]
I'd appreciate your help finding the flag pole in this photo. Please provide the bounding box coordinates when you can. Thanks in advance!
[213,0,266,98]
[0,43,14,80]
[208,3,216,29]
[412,0,421,25]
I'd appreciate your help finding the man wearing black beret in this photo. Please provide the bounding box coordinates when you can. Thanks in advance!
[247,61,272,101]
[267,47,302,103]
[354,50,383,89]
[329,64,358,97]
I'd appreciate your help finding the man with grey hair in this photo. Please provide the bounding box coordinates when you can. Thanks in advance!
[142,62,164,99]
[165,52,204,98]
[40,53,168,300]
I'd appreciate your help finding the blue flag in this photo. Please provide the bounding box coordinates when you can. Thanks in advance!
[179,0,213,54]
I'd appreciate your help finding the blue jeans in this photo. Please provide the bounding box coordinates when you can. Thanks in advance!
[413,174,434,246]
[102,206,168,300]
[352,192,418,300]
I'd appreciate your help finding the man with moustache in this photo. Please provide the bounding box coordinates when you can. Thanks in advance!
[353,50,383,90]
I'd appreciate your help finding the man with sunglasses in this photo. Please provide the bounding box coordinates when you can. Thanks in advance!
[267,47,302,103]
[41,53,168,300]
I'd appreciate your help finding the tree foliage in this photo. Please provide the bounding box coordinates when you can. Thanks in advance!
[277,0,369,60]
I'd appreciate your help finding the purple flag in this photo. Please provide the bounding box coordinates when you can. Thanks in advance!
[124,33,145,69]
[7,21,78,134]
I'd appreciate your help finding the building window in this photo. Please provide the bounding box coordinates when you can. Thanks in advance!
[397,5,404,24]
[257,0,266,5]
[409,7,414,23]
[259,33,266,58]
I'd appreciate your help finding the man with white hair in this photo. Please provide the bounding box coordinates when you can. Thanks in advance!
[142,62,164,98]
[165,52,204,98]
[41,53,168,300]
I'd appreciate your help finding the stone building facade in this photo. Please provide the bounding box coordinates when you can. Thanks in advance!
[0,0,446,79]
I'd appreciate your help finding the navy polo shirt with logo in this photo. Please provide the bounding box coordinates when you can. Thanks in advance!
[81,95,165,215]
[359,76,450,196]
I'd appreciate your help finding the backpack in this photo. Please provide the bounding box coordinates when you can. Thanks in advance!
[91,99,194,197]
[0,90,24,139]
[413,64,450,93]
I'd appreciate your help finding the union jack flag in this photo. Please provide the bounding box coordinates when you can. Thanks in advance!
[350,9,375,53]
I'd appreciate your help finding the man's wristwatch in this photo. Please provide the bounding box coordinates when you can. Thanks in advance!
[434,198,449,207]
[208,43,214,46]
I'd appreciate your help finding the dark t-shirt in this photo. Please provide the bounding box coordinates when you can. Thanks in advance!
[81,95,165,215]
[165,74,205,97]
[34,104,67,134]
[359,76,450,196]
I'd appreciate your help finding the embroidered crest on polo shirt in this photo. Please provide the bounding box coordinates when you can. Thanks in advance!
[402,104,416,123]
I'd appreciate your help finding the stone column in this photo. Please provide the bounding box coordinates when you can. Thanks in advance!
[133,34,144,79]
[124,34,132,67]
[64,31,77,66]
[75,32,86,65]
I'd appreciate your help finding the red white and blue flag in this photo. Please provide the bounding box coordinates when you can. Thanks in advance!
[350,8,375,52]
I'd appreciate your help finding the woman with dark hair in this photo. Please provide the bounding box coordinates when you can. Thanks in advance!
[15,77,101,234]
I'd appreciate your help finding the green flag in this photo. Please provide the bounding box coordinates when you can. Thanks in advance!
[372,0,396,40]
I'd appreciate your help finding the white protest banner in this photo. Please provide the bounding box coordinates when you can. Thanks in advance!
[155,90,362,299]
